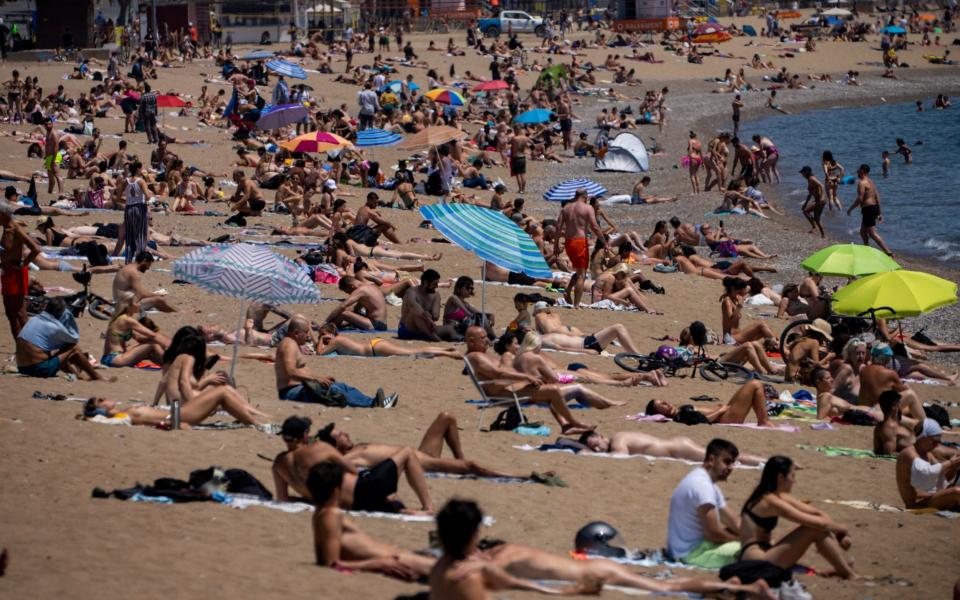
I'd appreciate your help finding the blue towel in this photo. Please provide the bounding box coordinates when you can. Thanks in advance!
[515,424,551,437]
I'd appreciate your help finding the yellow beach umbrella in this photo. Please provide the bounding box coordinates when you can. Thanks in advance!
[831,270,958,318]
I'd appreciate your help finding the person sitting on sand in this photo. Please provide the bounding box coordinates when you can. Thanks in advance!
[316,412,525,478]
[100,299,169,368]
[678,322,782,377]
[873,390,919,456]
[533,302,642,354]
[720,277,776,346]
[895,419,960,510]
[645,380,772,426]
[577,430,765,465]
[739,455,859,579]
[811,368,876,421]
[859,344,929,426]
[273,419,434,514]
[464,326,596,435]
[322,276,390,332]
[276,317,398,407]
[112,252,177,313]
[15,298,110,381]
[666,439,743,568]
[398,269,457,342]
[784,318,833,383]
[316,324,460,359]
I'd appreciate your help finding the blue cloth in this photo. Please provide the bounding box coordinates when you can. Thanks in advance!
[18,356,61,377]
[397,321,432,341]
[17,311,80,352]
[462,175,488,189]
[279,382,375,407]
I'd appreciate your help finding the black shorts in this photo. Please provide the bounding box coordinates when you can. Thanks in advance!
[510,155,526,176]
[507,271,536,286]
[583,334,603,353]
[372,319,388,331]
[95,223,120,238]
[861,204,880,228]
[559,118,572,133]
[353,459,404,513]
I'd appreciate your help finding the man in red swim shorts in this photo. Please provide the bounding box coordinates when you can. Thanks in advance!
[0,206,41,337]
[554,188,608,308]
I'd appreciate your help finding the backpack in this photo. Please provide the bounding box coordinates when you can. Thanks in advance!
[719,560,792,587]
[923,404,951,429]
[490,406,525,431]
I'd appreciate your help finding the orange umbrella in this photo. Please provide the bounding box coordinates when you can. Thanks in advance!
[397,126,467,150]
[919,13,937,21]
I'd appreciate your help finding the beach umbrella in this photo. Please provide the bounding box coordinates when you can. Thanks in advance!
[397,125,466,150]
[918,13,937,21]
[255,103,309,131]
[156,94,187,108]
[822,7,852,15]
[424,88,466,106]
[280,131,352,153]
[881,25,906,34]
[242,49,275,61]
[265,59,307,80]
[538,65,568,84]
[514,108,555,125]
[355,128,403,147]
[419,203,551,317]
[380,80,419,93]
[173,243,322,380]
[800,244,901,278]
[473,80,509,92]
[693,31,733,43]
[831,270,958,319]
[693,23,726,36]
[543,178,608,202]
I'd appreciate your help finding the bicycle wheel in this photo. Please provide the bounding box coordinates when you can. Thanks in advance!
[614,353,661,373]
[779,319,813,358]
[88,297,114,320]
[699,361,754,384]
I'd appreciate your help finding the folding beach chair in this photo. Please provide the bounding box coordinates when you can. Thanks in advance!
[463,356,530,430]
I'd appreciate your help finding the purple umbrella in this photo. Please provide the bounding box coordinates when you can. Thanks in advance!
[255,103,309,130]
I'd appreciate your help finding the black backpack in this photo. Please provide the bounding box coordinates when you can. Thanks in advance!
[489,406,541,431]
[924,404,951,429]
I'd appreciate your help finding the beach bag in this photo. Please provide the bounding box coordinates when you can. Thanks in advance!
[301,379,348,407]
[719,560,792,587]
[490,406,524,431]
[923,404,951,429]
[346,223,380,246]
[716,239,738,258]
[76,241,110,267]
[675,404,710,426]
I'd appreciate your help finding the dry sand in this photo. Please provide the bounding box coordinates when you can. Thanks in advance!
[1,14,958,600]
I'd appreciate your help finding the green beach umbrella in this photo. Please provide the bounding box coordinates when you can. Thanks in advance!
[800,244,900,277]
[831,270,958,318]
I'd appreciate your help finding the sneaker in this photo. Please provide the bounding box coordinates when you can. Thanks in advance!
[374,388,386,407]
[777,580,812,600]
[384,292,402,306]
[382,393,399,409]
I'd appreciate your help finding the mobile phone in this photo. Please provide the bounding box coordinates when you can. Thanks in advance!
[719,220,724,228]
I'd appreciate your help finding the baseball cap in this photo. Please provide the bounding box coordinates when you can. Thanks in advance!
[533,301,549,314]
[871,342,894,358]
[916,418,943,440]
[279,415,311,439]
[324,179,337,190]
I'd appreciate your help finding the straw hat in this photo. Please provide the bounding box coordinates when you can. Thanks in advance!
[807,318,833,341]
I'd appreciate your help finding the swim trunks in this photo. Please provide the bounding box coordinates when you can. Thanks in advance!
[559,118,572,133]
[507,271,536,286]
[1,265,29,296]
[43,155,56,170]
[397,321,432,341]
[680,540,741,569]
[564,237,589,271]
[101,352,121,367]
[861,204,880,228]
[583,334,603,353]
[353,458,405,513]
[18,356,61,378]
[371,320,388,331]
[510,155,526,176]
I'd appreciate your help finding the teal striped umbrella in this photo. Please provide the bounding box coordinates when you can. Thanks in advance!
[419,204,551,278]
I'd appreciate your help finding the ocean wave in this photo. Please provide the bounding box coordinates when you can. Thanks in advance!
[936,251,960,262]
[924,238,960,252]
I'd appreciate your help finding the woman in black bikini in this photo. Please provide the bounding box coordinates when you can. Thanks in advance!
[739,456,859,579]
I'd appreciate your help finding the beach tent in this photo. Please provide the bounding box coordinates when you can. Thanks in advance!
[594,132,649,173]
[743,24,757,36]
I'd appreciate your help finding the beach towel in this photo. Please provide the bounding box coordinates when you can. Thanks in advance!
[797,445,896,461]
[513,444,763,469]
[226,494,497,524]
[555,298,635,312]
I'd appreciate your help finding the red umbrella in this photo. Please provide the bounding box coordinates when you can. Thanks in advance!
[473,80,509,92]
[156,94,187,108]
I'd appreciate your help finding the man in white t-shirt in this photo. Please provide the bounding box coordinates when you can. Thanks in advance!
[666,438,743,568]
[896,418,960,510]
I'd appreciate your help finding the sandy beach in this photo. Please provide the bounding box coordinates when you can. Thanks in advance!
[0,12,958,600]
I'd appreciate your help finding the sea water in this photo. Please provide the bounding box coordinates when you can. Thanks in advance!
[744,100,960,268]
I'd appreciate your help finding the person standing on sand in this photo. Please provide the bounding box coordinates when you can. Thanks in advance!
[510,125,529,193]
[731,94,743,137]
[554,188,608,308]
[799,166,826,239]
[847,164,893,256]
[0,205,41,337]
[43,118,61,195]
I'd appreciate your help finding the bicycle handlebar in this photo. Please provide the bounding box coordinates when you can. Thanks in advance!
[856,306,896,318]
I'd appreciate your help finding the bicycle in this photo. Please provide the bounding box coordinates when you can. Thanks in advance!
[27,268,114,320]
[615,348,754,384]
[777,306,893,358]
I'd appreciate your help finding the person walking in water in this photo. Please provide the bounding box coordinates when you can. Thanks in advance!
[800,166,826,239]
[731,94,743,137]
[847,164,893,257]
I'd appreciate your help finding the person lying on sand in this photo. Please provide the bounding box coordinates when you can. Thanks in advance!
[533,302,641,354]
[576,430,765,466]
[81,391,267,427]
[272,417,434,514]
[317,324,461,359]
[316,412,526,478]
[645,380,772,426]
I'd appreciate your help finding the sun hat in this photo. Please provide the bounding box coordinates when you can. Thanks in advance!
[807,318,833,341]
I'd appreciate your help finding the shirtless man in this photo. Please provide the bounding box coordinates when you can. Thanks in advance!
[323,276,389,331]
[800,166,825,238]
[556,93,575,150]
[895,419,960,510]
[847,164,893,256]
[465,326,595,434]
[554,188,608,308]
[398,269,454,341]
[784,318,832,382]
[859,345,927,424]
[228,169,267,217]
[43,118,62,194]
[1,206,40,337]
[112,252,176,312]
[510,125,530,193]
[316,412,525,478]
[631,176,677,205]
[669,216,701,247]
[730,136,755,180]
[16,298,110,380]
[578,430,764,465]
[645,379,772,426]
[533,302,640,353]
[354,192,401,244]
[272,418,433,514]
[873,390,916,456]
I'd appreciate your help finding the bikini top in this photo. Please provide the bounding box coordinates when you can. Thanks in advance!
[743,504,778,533]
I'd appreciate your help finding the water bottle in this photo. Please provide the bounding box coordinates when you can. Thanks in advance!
[171,399,181,430]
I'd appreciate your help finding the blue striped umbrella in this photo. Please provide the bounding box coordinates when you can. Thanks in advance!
[514,108,555,124]
[266,59,307,80]
[380,80,419,93]
[543,178,608,202]
[173,243,321,379]
[419,204,551,278]
[356,128,404,147]
[242,49,275,61]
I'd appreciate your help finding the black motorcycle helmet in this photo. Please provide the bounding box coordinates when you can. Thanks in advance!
[574,521,628,558]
